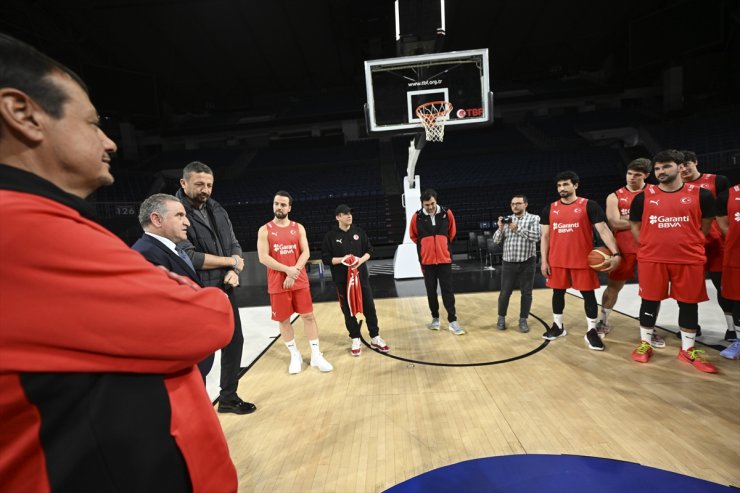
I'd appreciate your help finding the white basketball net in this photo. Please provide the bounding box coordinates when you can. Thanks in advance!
[416,101,453,142]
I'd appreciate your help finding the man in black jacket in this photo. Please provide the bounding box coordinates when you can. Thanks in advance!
[321,204,390,356]
[177,161,256,415]
[132,193,215,380]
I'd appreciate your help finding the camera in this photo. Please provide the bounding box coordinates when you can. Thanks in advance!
[502,216,514,224]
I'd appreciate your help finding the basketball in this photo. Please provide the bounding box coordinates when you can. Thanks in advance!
[587,247,612,271]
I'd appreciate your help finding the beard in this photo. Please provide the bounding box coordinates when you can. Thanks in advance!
[274,211,287,219]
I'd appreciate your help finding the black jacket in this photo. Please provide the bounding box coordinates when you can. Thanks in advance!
[176,188,242,288]
[321,224,373,283]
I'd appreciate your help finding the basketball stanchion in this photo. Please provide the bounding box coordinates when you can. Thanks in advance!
[415,101,453,142]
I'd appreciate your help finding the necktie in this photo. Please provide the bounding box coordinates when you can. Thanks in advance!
[175,246,196,272]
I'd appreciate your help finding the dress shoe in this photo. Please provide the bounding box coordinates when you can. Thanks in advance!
[218,397,257,415]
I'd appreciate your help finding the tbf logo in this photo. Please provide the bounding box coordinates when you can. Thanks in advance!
[456,107,484,119]
[735,212,740,222]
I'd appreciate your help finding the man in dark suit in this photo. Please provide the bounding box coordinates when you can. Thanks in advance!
[132,193,216,380]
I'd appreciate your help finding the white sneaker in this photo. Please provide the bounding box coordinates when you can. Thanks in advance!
[288,352,303,374]
[429,318,441,330]
[351,338,362,357]
[651,332,666,349]
[449,321,466,335]
[370,336,390,353]
[310,352,334,372]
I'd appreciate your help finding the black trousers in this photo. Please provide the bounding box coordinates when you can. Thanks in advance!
[336,279,379,339]
[219,288,244,400]
[497,257,536,318]
[422,263,456,322]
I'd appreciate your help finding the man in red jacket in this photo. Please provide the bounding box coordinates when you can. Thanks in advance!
[410,188,465,335]
[0,34,238,492]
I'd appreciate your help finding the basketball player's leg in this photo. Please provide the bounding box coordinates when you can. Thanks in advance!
[571,269,602,350]
[272,291,302,374]
[722,266,740,343]
[598,253,636,335]
[544,267,569,340]
[631,261,670,364]
[292,288,333,372]
[708,271,734,340]
[668,264,715,372]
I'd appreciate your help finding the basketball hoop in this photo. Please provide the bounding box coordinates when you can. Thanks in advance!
[415,101,453,142]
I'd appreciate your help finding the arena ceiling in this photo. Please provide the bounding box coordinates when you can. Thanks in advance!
[2,0,736,124]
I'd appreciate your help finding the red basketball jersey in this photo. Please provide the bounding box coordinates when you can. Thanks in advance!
[690,173,724,250]
[613,186,642,255]
[265,220,309,294]
[637,184,705,265]
[548,197,594,268]
[725,184,740,269]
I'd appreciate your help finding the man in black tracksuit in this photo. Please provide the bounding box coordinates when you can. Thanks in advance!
[321,204,390,356]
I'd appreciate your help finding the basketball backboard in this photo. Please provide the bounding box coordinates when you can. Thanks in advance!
[364,48,492,136]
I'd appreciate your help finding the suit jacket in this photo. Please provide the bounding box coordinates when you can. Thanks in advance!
[132,234,201,285]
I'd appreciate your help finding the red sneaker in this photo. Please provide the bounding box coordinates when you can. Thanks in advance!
[631,341,653,363]
[677,347,718,373]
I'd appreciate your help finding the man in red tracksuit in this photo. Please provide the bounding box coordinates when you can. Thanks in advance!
[0,34,237,492]
[410,188,466,335]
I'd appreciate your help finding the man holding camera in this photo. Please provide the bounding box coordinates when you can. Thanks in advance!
[493,195,541,332]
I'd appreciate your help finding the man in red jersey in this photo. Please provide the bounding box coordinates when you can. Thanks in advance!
[680,150,733,341]
[540,171,622,351]
[629,149,718,373]
[0,34,237,492]
[596,159,665,348]
[257,191,333,374]
[717,184,740,359]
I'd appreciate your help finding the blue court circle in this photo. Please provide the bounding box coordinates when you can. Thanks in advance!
[384,454,735,493]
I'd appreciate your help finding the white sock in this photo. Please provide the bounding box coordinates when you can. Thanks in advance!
[681,331,696,351]
[285,339,300,355]
[726,314,735,332]
[640,326,654,343]
[309,338,321,356]
[586,317,597,330]
[553,314,563,328]
[601,308,612,325]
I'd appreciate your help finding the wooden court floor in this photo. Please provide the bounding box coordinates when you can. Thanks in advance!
[218,290,740,493]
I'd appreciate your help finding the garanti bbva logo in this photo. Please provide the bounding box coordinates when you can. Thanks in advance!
[648,215,690,228]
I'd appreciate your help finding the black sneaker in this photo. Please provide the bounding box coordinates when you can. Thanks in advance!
[677,325,702,338]
[542,323,566,341]
[217,397,257,415]
[725,330,737,342]
[585,329,605,351]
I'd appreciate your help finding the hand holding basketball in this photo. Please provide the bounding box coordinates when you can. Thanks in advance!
[587,247,619,272]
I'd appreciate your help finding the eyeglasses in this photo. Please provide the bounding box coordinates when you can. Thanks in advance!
[510,202,525,205]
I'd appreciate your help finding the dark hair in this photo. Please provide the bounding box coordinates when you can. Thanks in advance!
[0,33,87,121]
[627,158,652,174]
[274,190,293,205]
[138,193,180,227]
[420,188,437,202]
[652,149,684,166]
[512,194,528,204]
[679,150,697,163]
[182,161,214,179]
[555,171,579,185]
